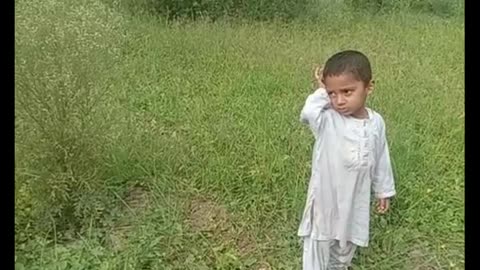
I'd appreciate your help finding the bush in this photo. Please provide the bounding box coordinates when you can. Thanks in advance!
[347,0,463,17]
[15,0,126,242]
[115,0,310,21]
[114,0,463,21]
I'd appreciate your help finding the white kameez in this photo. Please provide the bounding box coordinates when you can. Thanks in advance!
[298,88,396,249]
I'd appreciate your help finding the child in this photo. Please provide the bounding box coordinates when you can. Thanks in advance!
[298,50,396,269]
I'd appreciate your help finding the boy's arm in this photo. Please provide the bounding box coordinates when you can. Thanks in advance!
[372,118,396,212]
[300,66,331,132]
[300,88,330,129]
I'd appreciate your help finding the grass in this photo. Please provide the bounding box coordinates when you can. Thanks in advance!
[15,0,464,269]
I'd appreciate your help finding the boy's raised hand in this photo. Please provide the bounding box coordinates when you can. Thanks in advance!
[312,65,325,89]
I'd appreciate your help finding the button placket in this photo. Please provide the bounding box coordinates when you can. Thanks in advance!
[360,120,370,166]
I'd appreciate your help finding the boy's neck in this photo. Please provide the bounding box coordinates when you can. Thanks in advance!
[350,107,369,119]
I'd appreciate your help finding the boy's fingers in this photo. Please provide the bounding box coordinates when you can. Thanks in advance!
[377,199,389,214]
[314,66,323,80]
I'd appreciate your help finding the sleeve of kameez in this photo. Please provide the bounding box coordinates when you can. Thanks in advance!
[372,117,396,199]
[299,88,331,133]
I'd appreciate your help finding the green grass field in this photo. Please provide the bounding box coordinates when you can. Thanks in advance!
[15,0,464,269]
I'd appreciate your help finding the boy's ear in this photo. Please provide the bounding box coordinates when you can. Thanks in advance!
[367,79,375,95]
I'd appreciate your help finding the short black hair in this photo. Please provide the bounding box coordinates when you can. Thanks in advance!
[322,50,372,84]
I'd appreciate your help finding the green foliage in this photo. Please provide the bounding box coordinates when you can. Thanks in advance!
[15,0,126,238]
[115,0,310,21]
[15,0,464,269]
[348,0,463,17]
[114,0,463,20]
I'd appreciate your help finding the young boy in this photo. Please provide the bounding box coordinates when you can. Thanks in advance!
[298,50,396,269]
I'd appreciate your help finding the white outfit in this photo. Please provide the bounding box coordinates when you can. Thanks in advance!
[303,238,357,270]
[298,88,396,268]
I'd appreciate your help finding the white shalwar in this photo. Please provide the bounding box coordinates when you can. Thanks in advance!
[298,88,396,269]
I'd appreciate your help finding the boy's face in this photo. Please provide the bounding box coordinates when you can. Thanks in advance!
[323,73,373,118]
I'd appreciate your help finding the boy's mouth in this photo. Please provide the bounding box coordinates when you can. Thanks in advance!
[337,107,348,113]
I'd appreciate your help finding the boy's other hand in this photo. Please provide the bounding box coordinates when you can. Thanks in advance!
[377,198,390,214]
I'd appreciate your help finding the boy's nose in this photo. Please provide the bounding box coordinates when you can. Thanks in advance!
[336,96,346,105]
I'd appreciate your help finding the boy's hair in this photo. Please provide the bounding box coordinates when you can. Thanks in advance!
[322,50,372,84]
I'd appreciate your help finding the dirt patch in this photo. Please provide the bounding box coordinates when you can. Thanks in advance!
[236,230,257,256]
[185,196,258,258]
[187,196,229,233]
[255,261,272,270]
[408,247,439,270]
[123,185,150,213]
